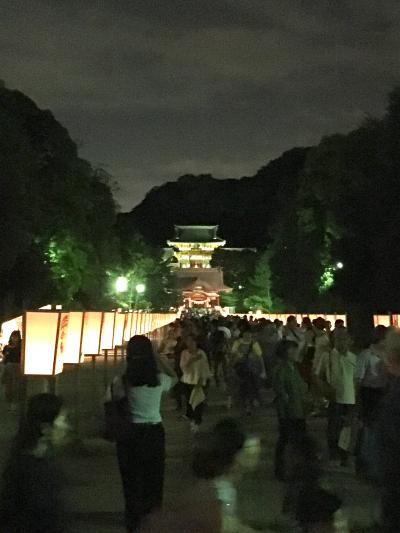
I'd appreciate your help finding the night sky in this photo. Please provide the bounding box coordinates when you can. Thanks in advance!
[2,1,400,211]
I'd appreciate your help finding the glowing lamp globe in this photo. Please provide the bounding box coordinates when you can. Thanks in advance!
[136,283,146,294]
[116,276,128,293]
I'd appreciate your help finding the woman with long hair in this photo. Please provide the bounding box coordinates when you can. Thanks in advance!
[108,335,176,533]
[1,330,22,411]
[1,393,68,532]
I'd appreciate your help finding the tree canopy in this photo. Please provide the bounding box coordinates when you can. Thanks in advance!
[2,82,400,328]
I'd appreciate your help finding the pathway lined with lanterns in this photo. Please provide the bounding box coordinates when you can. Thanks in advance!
[0,357,379,532]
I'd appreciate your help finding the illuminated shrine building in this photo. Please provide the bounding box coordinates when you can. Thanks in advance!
[167,225,231,308]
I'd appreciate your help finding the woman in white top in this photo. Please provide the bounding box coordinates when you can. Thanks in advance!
[180,335,211,432]
[110,335,176,533]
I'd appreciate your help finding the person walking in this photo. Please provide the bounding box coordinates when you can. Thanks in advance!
[231,326,265,414]
[376,328,400,532]
[273,340,308,481]
[326,329,357,468]
[210,329,229,388]
[355,325,387,475]
[107,335,176,533]
[1,330,22,411]
[180,335,211,432]
[0,393,68,532]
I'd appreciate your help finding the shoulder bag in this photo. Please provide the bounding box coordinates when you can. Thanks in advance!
[104,376,133,442]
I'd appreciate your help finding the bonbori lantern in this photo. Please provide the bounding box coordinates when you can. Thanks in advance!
[81,311,103,355]
[60,311,84,364]
[113,312,125,347]
[124,312,133,343]
[374,315,391,327]
[23,311,62,375]
[100,312,116,351]
[130,312,139,337]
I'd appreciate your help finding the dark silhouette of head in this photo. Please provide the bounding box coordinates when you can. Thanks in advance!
[16,393,63,452]
[125,335,159,387]
[192,418,245,479]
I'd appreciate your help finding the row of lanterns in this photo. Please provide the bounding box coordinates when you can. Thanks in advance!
[2,310,177,377]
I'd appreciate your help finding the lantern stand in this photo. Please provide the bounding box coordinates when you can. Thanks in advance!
[103,349,109,390]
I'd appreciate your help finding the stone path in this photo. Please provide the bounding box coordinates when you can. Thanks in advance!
[0,360,379,532]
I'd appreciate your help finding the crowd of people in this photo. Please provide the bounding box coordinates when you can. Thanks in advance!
[1,314,400,532]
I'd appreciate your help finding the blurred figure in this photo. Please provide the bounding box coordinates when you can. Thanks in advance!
[192,418,261,532]
[297,487,343,533]
[158,329,177,359]
[1,330,22,411]
[355,326,387,476]
[1,393,68,533]
[210,329,229,388]
[299,317,316,386]
[170,333,187,413]
[180,335,211,432]
[356,325,387,424]
[311,318,332,414]
[326,330,357,468]
[331,319,346,346]
[377,328,400,531]
[231,326,265,415]
[273,340,307,480]
[283,316,305,352]
[108,335,177,533]
[145,418,252,532]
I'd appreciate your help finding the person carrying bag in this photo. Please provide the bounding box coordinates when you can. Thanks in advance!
[105,336,176,533]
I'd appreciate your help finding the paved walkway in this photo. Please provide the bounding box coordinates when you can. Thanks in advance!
[0,360,379,532]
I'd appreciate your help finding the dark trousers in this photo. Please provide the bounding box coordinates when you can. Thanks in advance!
[327,403,353,463]
[171,381,186,410]
[116,424,165,531]
[275,418,306,480]
[356,388,384,474]
[238,373,261,408]
[183,384,204,425]
[359,387,385,425]
[213,356,227,386]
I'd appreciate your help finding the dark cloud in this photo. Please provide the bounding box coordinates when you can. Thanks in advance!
[1,0,400,210]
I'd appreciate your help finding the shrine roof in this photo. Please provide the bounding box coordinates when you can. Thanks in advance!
[170,225,224,243]
[173,268,231,292]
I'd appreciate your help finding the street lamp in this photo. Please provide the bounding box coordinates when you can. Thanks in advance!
[134,283,146,309]
[336,262,344,270]
[115,276,128,293]
[136,283,146,295]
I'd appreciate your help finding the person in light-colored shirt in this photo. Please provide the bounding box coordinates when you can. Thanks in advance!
[180,335,211,432]
[108,335,176,532]
[327,330,356,466]
[283,316,305,353]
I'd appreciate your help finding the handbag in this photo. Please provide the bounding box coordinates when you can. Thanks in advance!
[104,376,133,441]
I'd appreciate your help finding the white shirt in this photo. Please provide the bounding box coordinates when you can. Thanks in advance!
[329,349,357,405]
[312,332,331,377]
[356,347,387,389]
[110,373,175,424]
[180,349,211,385]
[218,326,232,340]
